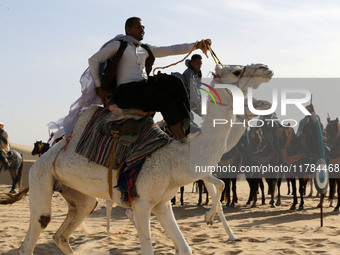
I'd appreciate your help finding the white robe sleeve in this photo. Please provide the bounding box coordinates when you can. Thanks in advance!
[148,42,196,58]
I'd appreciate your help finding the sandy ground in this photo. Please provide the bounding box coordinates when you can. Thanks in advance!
[1,180,340,255]
[0,144,339,254]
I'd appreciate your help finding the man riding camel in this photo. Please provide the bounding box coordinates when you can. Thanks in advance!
[51,17,210,144]
[89,17,210,142]
[0,122,10,169]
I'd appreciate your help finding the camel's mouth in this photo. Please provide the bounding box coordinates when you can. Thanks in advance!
[252,65,274,78]
[267,70,274,77]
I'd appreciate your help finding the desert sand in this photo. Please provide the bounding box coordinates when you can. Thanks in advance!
[0,144,339,255]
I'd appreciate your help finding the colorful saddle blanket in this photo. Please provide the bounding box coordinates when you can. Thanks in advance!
[76,107,172,201]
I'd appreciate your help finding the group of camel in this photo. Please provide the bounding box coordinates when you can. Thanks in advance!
[171,109,340,216]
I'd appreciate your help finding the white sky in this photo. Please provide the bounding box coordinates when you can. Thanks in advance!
[1,0,340,145]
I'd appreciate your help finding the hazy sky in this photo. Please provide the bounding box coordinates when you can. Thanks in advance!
[1,0,340,145]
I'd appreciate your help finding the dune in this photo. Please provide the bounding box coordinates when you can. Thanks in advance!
[10,143,39,161]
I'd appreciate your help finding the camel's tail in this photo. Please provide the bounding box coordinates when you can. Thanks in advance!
[0,187,29,205]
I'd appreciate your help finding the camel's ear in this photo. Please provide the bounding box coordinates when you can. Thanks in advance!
[337,118,339,123]
[327,117,331,122]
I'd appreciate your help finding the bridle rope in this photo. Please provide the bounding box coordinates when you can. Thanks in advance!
[152,45,196,76]
[152,39,222,75]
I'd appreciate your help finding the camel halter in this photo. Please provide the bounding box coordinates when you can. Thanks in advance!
[205,65,251,108]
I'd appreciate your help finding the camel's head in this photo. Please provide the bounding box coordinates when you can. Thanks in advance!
[215,63,274,90]
[215,64,244,84]
[32,141,43,155]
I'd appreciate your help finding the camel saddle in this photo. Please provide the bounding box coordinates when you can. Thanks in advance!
[102,117,148,138]
[76,107,171,169]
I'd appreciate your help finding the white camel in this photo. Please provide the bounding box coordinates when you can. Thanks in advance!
[2,63,273,255]
[105,98,272,232]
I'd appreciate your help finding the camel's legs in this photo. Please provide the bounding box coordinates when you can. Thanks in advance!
[230,178,238,206]
[201,175,224,223]
[106,200,114,232]
[132,199,153,255]
[19,170,54,255]
[308,178,314,197]
[8,167,16,193]
[276,177,282,206]
[298,178,305,210]
[125,209,136,226]
[329,178,335,207]
[152,201,192,255]
[106,201,135,232]
[52,187,97,255]
[203,176,238,241]
[335,179,340,211]
[290,178,298,210]
[180,186,184,205]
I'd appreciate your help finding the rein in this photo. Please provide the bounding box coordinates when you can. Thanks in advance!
[152,39,222,75]
[152,44,196,76]
[203,39,222,65]
[151,41,261,124]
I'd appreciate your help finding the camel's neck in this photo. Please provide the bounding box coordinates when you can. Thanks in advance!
[250,139,278,164]
[190,89,234,167]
